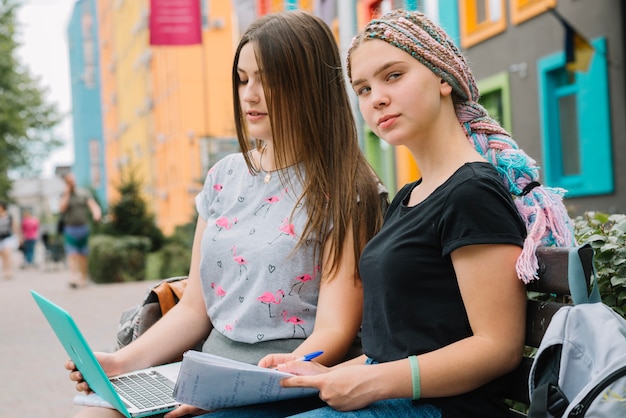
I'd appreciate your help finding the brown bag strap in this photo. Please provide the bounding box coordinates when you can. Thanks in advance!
[168,279,188,300]
[152,278,188,315]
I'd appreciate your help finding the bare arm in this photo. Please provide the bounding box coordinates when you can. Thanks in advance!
[112,217,213,372]
[282,243,526,410]
[87,198,102,222]
[294,225,363,365]
[259,225,364,368]
[59,191,70,214]
[68,217,213,384]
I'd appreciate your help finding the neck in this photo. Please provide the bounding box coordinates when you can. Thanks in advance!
[259,145,276,172]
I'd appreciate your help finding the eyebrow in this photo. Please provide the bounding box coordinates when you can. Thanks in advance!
[351,60,403,87]
[236,67,261,76]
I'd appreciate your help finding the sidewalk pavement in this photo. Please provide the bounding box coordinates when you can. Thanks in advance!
[0,247,161,418]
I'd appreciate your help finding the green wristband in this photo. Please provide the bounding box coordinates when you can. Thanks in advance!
[409,355,421,400]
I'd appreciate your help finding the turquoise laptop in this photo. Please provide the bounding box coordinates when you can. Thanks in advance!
[31,290,180,418]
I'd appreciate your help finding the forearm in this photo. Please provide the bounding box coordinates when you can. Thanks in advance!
[292,324,360,366]
[418,334,522,398]
[343,334,521,404]
[59,192,70,213]
[115,301,212,373]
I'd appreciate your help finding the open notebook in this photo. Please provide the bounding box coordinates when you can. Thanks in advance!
[31,290,180,418]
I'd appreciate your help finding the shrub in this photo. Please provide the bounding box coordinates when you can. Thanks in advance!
[573,211,626,317]
[88,235,151,283]
[158,242,191,279]
[103,167,165,251]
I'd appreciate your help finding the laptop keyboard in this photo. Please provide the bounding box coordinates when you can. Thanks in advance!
[110,371,176,409]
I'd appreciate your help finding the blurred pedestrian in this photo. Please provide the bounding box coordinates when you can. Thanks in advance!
[0,201,19,280]
[59,172,102,288]
[20,207,40,268]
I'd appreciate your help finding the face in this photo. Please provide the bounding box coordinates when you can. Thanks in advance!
[350,39,452,146]
[64,173,76,186]
[237,42,272,142]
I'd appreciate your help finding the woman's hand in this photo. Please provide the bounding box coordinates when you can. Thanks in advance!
[257,353,300,369]
[281,364,382,411]
[164,404,208,418]
[64,352,120,394]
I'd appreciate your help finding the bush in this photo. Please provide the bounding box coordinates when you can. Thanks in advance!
[158,242,191,279]
[573,211,626,317]
[104,167,165,251]
[88,235,151,283]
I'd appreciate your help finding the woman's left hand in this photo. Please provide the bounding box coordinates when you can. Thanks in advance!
[257,353,300,369]
[281,364,379,411]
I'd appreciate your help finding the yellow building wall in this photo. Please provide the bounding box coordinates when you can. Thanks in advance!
[96,0,120,208]
[97,0,415,234]
[112,0,155,208]
[395,146,420,189]
[152,0,238,235]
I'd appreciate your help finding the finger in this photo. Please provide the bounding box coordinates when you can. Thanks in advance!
[278,360,325,376]
[280,375,318,389]
[164,403,205,418]
[69,370,83,382]
[258,353,297,368]
[64,360,76,371]
[75,381,90,393]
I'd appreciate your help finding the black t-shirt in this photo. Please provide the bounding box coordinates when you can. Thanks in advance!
[359,162,526,417]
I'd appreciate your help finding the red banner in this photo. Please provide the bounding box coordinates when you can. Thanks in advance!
[150,0,202,46]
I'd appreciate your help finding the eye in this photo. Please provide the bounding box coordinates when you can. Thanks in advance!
[386,72,401,81]
[238,78,249,86]
[354,85,371,96]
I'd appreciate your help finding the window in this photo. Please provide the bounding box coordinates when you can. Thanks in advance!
[537,37,613,197]
[510,0,556,25]
[477,72,512,133]
[459,0,506,48]
[364,129,397,194]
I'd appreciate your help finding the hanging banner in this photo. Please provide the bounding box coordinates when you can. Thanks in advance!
[150,0,202,46]
[549,9,594,73]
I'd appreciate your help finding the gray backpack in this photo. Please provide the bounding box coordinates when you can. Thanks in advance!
[528,244,626,417]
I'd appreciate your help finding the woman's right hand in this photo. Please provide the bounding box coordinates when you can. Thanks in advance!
[65,352,120,394]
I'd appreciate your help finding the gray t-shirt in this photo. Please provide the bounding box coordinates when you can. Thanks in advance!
[64,188,92,226]
[196,153,321,345]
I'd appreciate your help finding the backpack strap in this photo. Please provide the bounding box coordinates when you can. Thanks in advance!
[568,243,601,305]
[152,277,188,316]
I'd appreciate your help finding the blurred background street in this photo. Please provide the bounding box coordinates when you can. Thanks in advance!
[0,247,160,417]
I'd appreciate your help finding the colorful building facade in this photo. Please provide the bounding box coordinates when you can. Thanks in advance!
[67,0,626,236]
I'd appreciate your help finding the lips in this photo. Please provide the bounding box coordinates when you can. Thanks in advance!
[377,114,398,129]
[246,110,267,122]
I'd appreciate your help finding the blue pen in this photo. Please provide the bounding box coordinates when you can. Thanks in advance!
[269,350,324,369]
[299,350,324,362]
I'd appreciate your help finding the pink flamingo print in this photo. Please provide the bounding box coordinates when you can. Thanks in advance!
[213,216,237,241]
[210,283,226,297]
[289,265,321,296]
[254,188,288,217]
[256,289,285,318]
[231,245,249,280]
[282,310,307,338]
[268,218,296,244]
[213,184,223,191]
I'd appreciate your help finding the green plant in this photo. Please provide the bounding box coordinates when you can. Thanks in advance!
[157,243,191,279]
[573,211,626,317]
[88,235,151,283]
[103,167,165,251]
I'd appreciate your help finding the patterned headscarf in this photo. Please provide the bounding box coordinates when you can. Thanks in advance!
[348,10,575,283]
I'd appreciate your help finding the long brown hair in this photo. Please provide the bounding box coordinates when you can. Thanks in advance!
[232,10,386,278]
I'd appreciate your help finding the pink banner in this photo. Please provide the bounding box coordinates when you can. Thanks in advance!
[150,0,202,46]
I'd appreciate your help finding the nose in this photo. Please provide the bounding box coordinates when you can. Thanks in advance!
[242,81,260,104]
[370,88,389,109]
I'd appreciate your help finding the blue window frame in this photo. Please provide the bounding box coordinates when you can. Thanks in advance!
[537,37,613,197]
